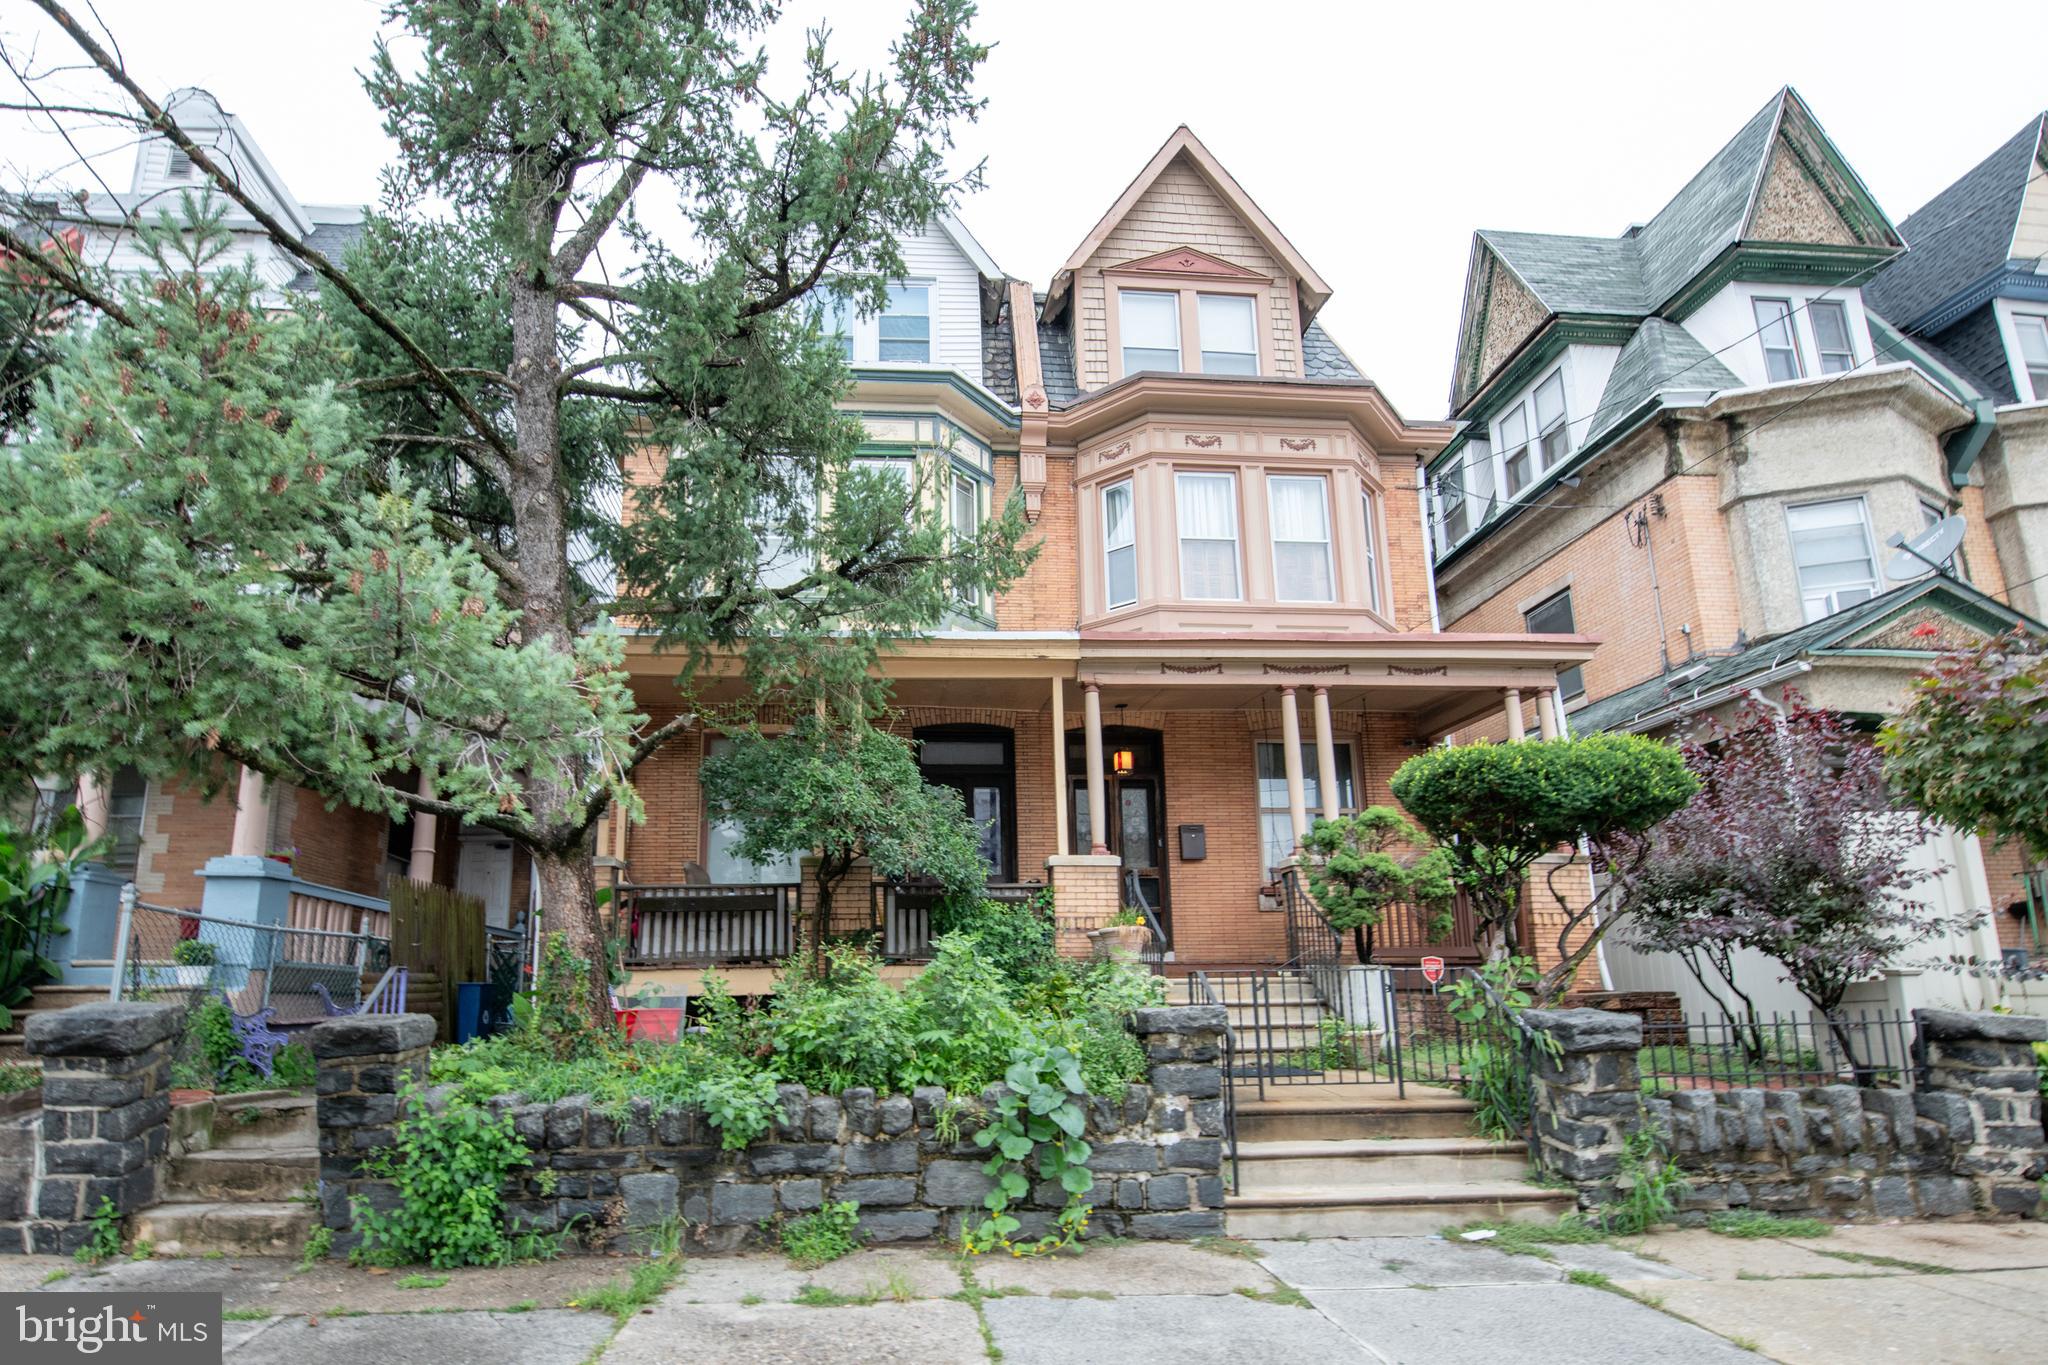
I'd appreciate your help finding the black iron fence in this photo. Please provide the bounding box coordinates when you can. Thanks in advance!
[1636,1008,1924,1092]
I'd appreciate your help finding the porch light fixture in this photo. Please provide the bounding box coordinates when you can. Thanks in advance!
[1111,748,1136,774]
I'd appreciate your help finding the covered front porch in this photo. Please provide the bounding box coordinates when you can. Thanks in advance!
[608,627,1591,986]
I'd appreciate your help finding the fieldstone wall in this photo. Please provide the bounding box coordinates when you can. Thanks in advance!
[1522,1007,2047,1224]
[313,1004,1229,1255]
[0,1003,183,1254]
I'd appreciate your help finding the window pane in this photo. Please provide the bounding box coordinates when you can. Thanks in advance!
[1269,475,1332,602]
[880,284,929,362]
[1535,372,1569,466]
[1524,591,1574,635]
[106,766,147,877]
[1107,544,1137,607]
[2018,317,2048,399]
[1103,482,1134,549]
[1788,498,1875,620]
[1810,300,1853,373]
[822,294,855,360]
[1104,480,1137,608]
[1505,446,1533,497]
[1360,493,1381,611]
[1499,404,1532,495]
[703,737,801,884]
[920,740,1006,767]
[1120,290,1180,373]
[951,473,978,537]
[1753,298,1802,381]
[1198,294,1256,374]
[1177,473,1240,600]
[1499,404,1528,449]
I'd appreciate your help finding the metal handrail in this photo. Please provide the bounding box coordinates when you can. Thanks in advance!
[1121,866,1169,947]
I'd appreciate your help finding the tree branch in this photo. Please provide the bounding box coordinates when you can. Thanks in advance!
[0,220,132,326]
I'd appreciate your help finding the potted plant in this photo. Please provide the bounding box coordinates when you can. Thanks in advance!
[1089,906,1152,962]
[163,938,217,987]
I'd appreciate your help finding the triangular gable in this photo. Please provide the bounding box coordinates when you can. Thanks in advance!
[1106,246,1270,282]
[1821,579,2038,656]
[1448,238,1551,414]
[1044,126,1329,321]
[1741,90,1898,250]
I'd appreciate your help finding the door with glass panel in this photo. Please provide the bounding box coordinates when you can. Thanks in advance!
[1065,727,1169,935]
[913,725,1016,882]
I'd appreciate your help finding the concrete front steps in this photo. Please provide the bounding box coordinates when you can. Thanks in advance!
[136,1090,318,1256]
[1223,1083,1576,1237]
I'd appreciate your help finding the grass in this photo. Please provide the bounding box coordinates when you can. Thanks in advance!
[569,1256,685,1324]
[1566,1269,1610,1287]
[1442,1216,1609,1260]
[506,1300,538,1313]
[1812,1248,1953,1275]
[1049,1288,1112,1301]
[40,1269,68,1285]
[1731,1336,1762,1353]
[1189,1235,1262,1260]
[792,1284,875,1308]
[1233,1284,1311,1309]
[950,1258,1007,1362]
[1706,1211,1833,1240]
[221,1308,272,1322]
[396,1273,449,1291]
[297,1227,333,1273]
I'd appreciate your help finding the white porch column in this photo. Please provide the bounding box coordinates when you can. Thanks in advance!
[1503,687,1526,742]
[1536,686,1559,741]
[1082,681,1109,855]
[1051,677,1070,858]
[1311,685,1340,823]
[228,766,273,858]
[76,772,110,845]
[1279,686,1309,846]
[406,770,440,882]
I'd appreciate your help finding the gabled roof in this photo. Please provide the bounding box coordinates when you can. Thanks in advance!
[1301,319,1368,382]
[936,210,1003,282]
[1042,126,1330,322]
[1475,231,1641,315]
[1569,576,2041,735]
[1583,318,1741,444]
[1863,113,2048,329]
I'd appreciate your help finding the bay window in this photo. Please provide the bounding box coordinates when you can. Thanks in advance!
[1268,475,1334,602]
[1120,290,1181,374]
[1102,480,1137,609]
[1175,471,1241,600]
[1198,294,1257,374]
[1787,497,1879,621]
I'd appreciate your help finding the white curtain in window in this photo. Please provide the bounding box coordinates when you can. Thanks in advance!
[1269,475,1332,601]
[1176,473,1240,599]
[1103,481,1137,607]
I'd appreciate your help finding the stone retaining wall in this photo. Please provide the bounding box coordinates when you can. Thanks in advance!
[313,1005,1231,1254]
[0,1003,183,1254]
[1521,1006,2047,1223]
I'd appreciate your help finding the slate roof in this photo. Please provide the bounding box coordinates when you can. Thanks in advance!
[1035,299,1080,409]
[1583,318,1742,444]
[287,219,366,293]
[1301,319,1368,380]
[980,300,1019,406]
[1863,115,2046,329]
[1479,231,1643,315]
[1568,577,2034,734]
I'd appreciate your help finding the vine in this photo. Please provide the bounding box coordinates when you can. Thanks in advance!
[964,1044,1094,1257]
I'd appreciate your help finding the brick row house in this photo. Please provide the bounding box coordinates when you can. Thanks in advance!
[1424,87,2048,1013]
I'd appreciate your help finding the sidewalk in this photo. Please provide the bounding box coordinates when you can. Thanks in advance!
[7,1221,2045,1363]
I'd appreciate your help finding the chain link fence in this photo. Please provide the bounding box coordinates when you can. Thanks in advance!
[115,896,391,1025]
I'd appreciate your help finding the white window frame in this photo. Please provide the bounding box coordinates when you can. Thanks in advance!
[950,468,983,607]
[1534,370,1569,469]
[1254,738,1357,880]
[878,281,933,364]
[1102,479,1138,610]
[1499,402,1533,497]
[1786,495,1881,623]
[1267,474,1335,603]
[1174,470,1242,601]
[2014,312,2048,402]
[1196,293,1258,375]
[1360,490,1382,613]
[1119,289,1183,376]
[1808,299,1855,374]
[1753,297,1806,382]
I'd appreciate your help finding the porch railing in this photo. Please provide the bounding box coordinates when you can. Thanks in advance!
[869,880,1047,960]
[287,882,391,941]
[623,884,800,966]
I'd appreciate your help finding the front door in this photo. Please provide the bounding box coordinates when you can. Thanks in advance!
[915,725,1017,882]
[1066,726,1170,936]
[456,835,515,930]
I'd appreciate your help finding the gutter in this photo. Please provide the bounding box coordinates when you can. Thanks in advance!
[1615,659,1813,734]
[1943,397,1997,483]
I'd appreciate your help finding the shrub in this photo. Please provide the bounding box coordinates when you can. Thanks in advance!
[352,1083,532,1268]
[769,944,915,1094]
[929,891,1057,989]
[171,939,218,968]
[780,1200,862,1268]
[901,933,1026,1091]
[1301,808,1454,963]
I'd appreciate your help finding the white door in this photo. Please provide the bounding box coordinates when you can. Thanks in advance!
[456,836,516,930]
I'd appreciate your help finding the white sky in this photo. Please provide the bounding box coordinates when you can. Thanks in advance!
[5,0,2044,420]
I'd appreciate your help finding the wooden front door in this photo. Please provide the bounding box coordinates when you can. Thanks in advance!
[1066,726,1170,935]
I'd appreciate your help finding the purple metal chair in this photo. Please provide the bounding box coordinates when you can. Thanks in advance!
[314,966,409,1017]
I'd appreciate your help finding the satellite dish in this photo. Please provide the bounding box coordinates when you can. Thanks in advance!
[1884,515,1966,580]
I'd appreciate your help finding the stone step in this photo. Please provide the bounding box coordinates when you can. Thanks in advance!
[1234,1092,1477,1142]
[1224,1181,1577,1238]
[1170,983,1322,1006]
[0,1033,22,1061]
[166,1146,317,1203]
[212,1093,317,1145]
[130,1201,317,1258]
[29,986,110,1012]
[1233,1137,1531,1190]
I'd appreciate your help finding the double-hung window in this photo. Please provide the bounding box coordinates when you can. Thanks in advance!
[1120,290,1181,374]
[821,294,855,361]
[1198,294,1257,374]
[105,766,149,878]
[1437,470,1469,550]
[1360,492,1382,612]
[879,284,930,362]
[1500,403,1533,497]
[1175,471,1240,600]
[1102,480,1137,609]
[1787,497,1879,622]
[753,466,814,590]
[2016,314,2048,401]
[1534,371,1569,469]
[1255,741,1355,880]
[1809,300,1855,374]
[951,471,981,604]
[1268,475,1333,602]
[1523,591,1585,701]
[1754,298,1804,382]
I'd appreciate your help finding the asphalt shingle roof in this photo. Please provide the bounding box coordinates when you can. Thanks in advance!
[1035,305,1080,409]
[1863,115,2045,328]
[1479,231,1643,315]
[1584,319,1743,444]
[287,220,366,293]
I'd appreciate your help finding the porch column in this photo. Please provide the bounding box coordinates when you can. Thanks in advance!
[1536,686,1559,741]
[1082,681,1108,855]
[1311,686,1340,824]
[1503,687,1526,742]
[1279,685,1309,847]
[1051,677,1070,858]
[76,772,110,845]
[1548,688,1570,739]
[228,765,272,858]
[406,770,439,883]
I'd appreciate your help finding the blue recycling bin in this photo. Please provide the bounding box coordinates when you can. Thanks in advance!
[454,981,486,1044]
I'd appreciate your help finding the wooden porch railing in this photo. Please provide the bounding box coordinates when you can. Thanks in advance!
[623,884,800,966]
[287,885,392,942]
[868,880,1047,961]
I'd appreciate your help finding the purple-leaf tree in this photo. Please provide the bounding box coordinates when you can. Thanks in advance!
[1614,693,1966,1074]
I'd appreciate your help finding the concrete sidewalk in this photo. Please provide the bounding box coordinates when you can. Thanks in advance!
[9,1221,2046,1362]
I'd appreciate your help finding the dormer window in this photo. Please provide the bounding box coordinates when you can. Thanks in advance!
[1753,298,1804,382]
[1198,294,1257,374]
[1534,371,1569,468]
[1809,300,1855,374]
[1500,403,1533,497]
[880,284,930,362]
[2014,313,2048,401]
[1120,290,1181,374]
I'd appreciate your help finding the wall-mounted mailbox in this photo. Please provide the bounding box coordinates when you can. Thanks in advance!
[1178,825,1206,861]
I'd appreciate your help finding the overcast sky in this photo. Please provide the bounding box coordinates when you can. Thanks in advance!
[6,0,2044,420]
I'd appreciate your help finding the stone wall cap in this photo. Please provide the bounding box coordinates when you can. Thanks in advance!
[308,1012,437,1058]
[1521,1007,1644,1052]
[25,1001,183,1057]
[1132,1005,1226,1034]
[1914,1008,2047,1044]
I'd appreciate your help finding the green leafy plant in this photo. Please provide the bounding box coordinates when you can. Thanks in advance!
[171,939,218,968]
[0,1061,38,1095]
[1301,807,1455,963]
[1108,906,1146,928]
[396,1273,449,1290]
[350,1083,533,1268]
[1442,957,1555,1138]
[1706,1210,1831,1239]
[930,891,1058,989]
[0,805,99,1031]
[74,1196,123,1265]
[570,1255,683,1325]
[965,1044,1094,1258]
[779,1200,863,1269]
[1282,1017,1377,1072]
[1599,1126,1687,1235]
[297,1225,333,1271]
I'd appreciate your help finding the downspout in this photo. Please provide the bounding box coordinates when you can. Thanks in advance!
[1942,398,1996,484]
[1419,461,1443,631]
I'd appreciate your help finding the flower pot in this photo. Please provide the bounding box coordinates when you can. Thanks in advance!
[157,965,212,988]
[1087,924,1152,962]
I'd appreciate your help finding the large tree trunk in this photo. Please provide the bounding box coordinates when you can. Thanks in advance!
[533,842,613,1028]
